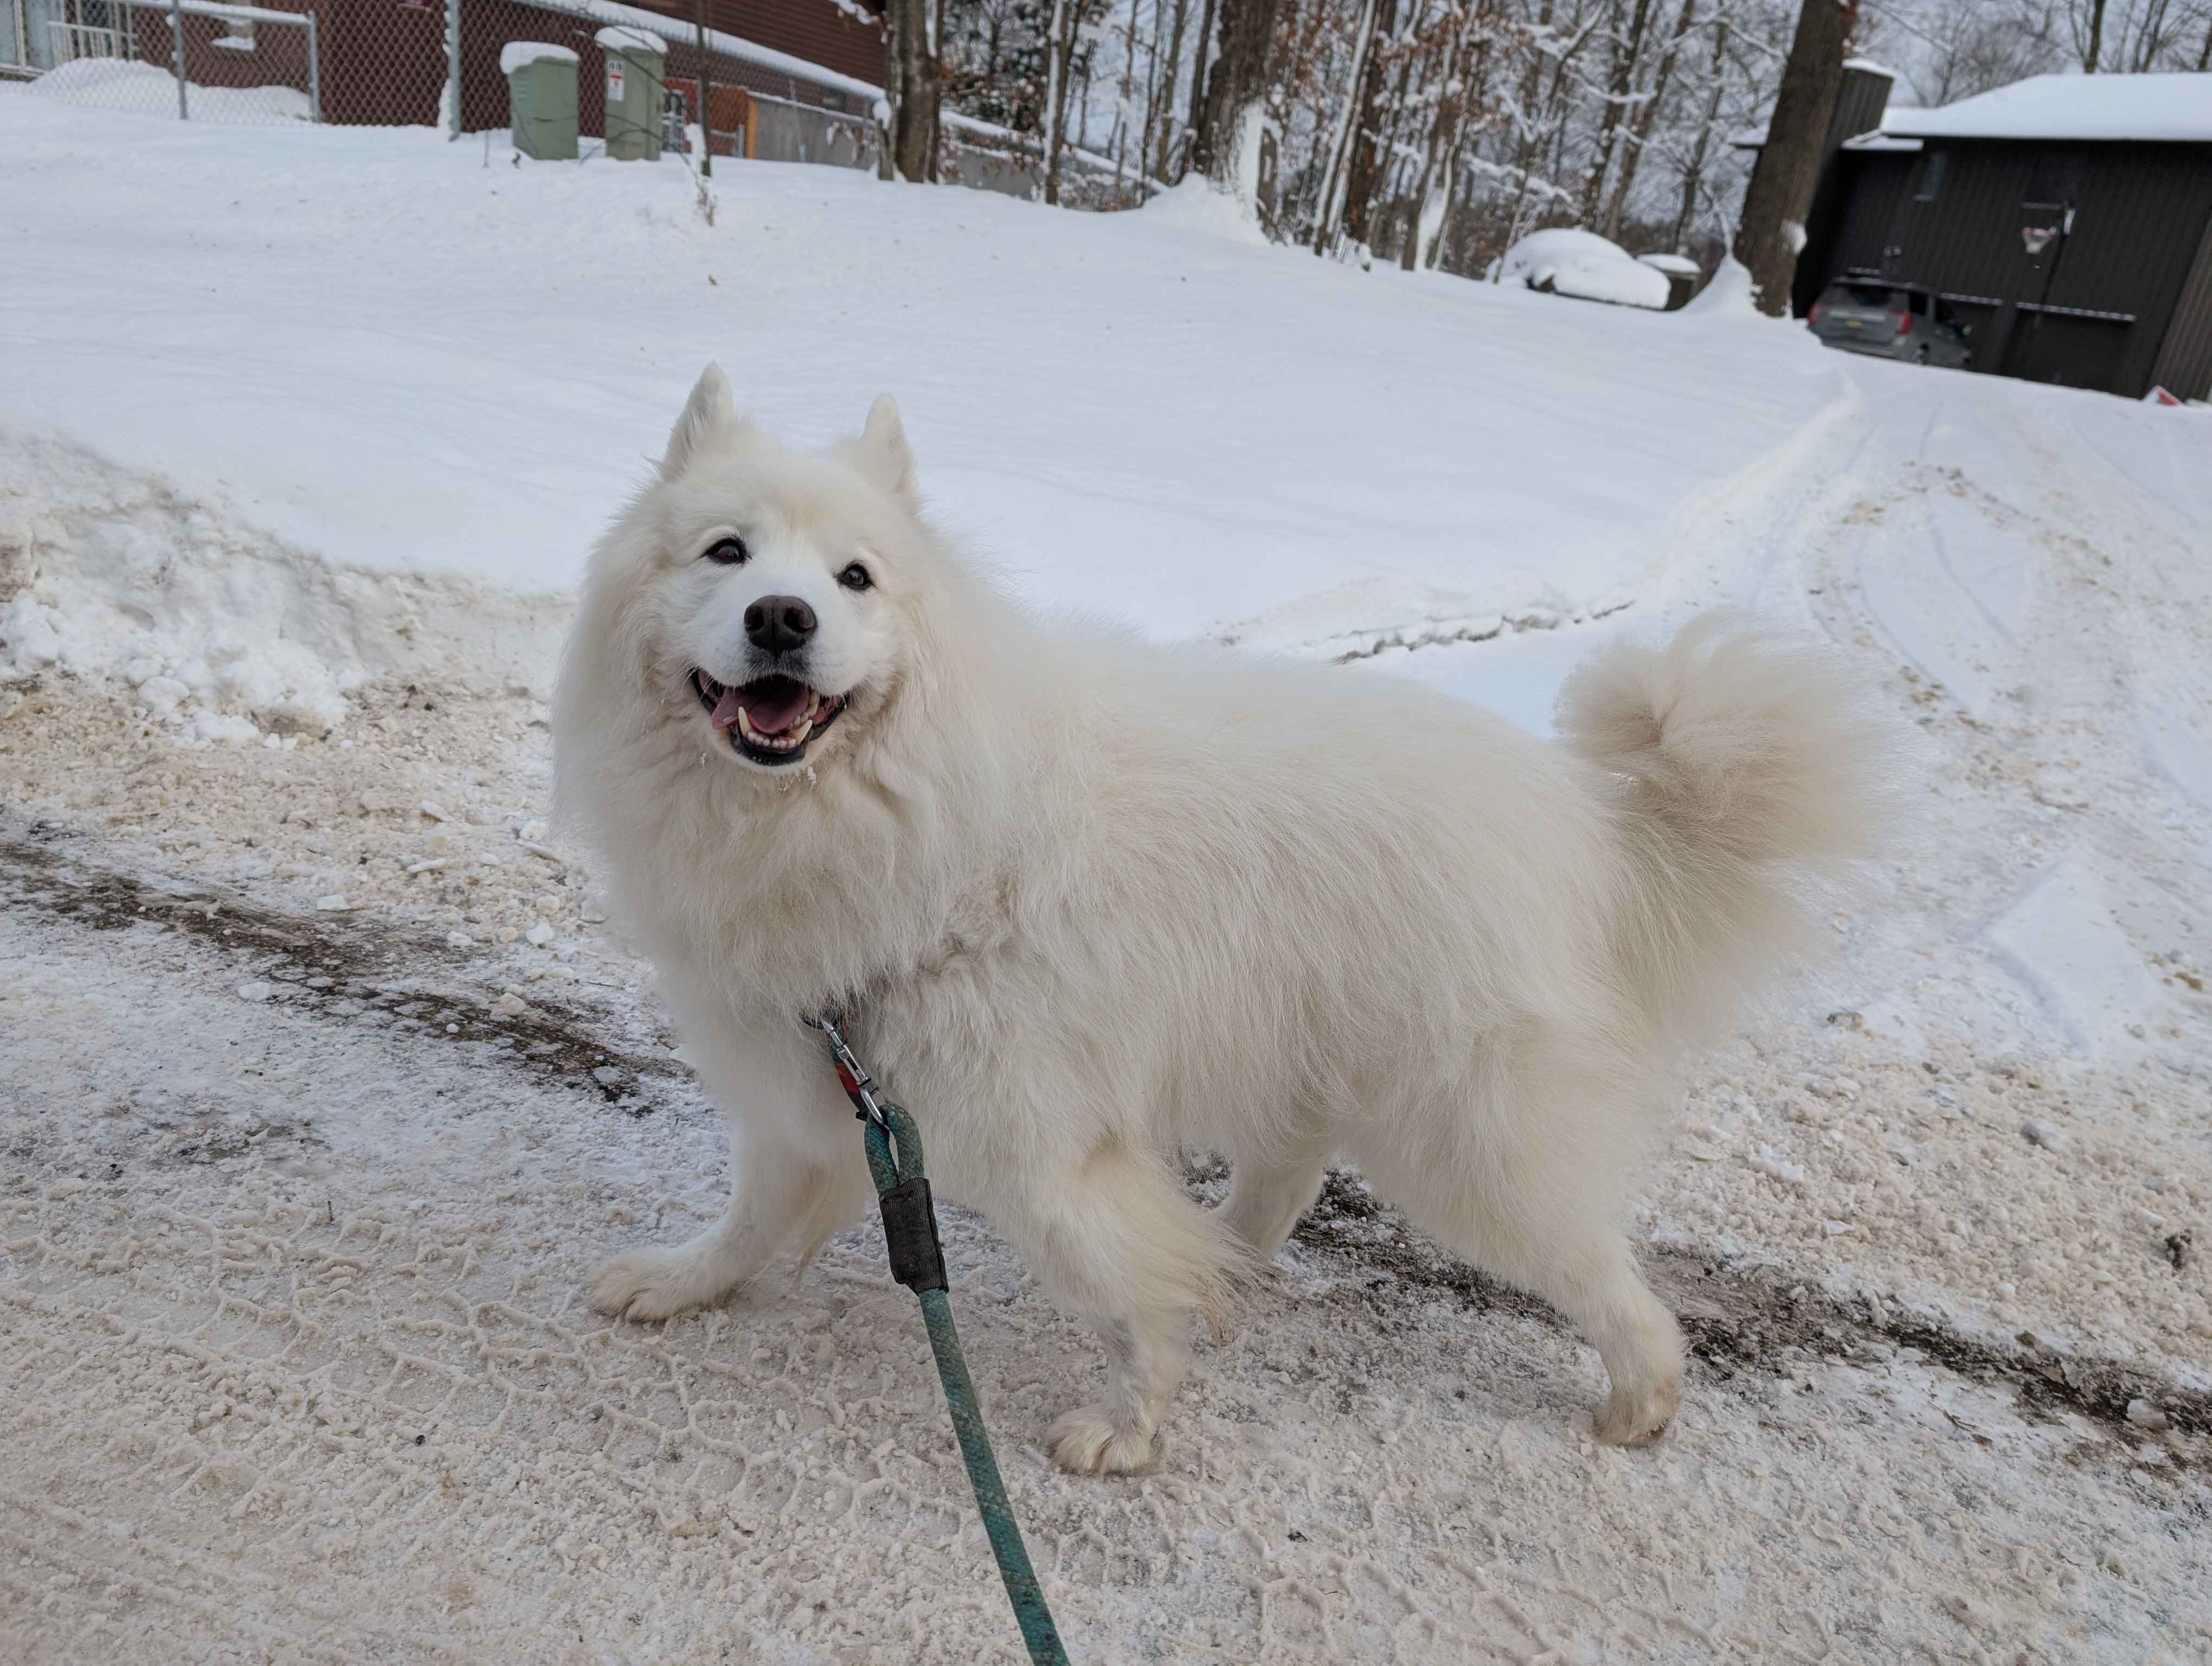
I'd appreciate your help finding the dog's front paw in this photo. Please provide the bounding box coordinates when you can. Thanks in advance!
[1593,1373,1680,1446]
[588,1245,722,1322]
[1046,1404,1156,1476]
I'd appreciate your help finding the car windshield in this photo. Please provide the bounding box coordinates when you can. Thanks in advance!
[1831,283,1905,310]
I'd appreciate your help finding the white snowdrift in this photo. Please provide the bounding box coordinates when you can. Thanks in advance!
[1679,255,1760,318]
[1494,227,1672,310]
[25,56,311,122]
[0,95,1841,727]
[1136,174,1270,247]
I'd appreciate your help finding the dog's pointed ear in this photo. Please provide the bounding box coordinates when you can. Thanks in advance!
[663,363,736,480]
[857,393,918,504]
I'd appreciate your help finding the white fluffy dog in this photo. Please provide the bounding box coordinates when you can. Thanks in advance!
[555,367,1891,1474]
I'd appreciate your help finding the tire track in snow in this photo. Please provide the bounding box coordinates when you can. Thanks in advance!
[2,823,681,1107]
[9,825,2202,1451]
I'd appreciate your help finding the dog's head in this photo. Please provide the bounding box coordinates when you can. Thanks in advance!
[578,364,942,780]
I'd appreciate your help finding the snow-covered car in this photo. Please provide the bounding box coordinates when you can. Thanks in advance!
[1493,229,1672,310]
[1808,278,1974,368]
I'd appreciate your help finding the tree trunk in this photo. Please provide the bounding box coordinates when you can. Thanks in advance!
[1734,0,1854,317]
[1185,0,1220,172]
[1403,11,1485,272]
[1602,0,1695,240]
[1114,0,1140,188]
[2085,0,2108,69]
[883,0,941,182]
[1154,0,1192,178]
[1140,0,1178,181]
[1310,0,1382,253]
[1339,0,1398,249]
[1043,0,1073,203]
[1193,0,1284,194]
[1581,0,1651,228]
[693,0,712,177]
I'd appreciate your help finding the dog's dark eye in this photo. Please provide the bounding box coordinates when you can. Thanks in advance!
[838,561,873,592]
[704,537,749,566]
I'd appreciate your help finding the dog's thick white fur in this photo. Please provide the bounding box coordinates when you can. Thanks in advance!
[555,367,1893,1473]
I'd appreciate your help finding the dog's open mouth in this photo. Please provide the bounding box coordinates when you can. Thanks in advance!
[692,670,846,765]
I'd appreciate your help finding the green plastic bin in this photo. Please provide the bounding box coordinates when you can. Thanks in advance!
[596,27,666,161]
[503,42,578,162]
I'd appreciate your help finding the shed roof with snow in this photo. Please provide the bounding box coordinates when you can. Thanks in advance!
[1873,73,2212,146]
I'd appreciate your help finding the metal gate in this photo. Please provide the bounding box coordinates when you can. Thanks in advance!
[15,0,320,123]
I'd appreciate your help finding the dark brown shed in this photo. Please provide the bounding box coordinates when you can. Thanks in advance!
[1794,72,2212,401]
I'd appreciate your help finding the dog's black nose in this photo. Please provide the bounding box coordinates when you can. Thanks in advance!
[743,594,816,655]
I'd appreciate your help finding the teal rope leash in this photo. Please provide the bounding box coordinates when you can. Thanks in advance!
[807,1008,1070,1665]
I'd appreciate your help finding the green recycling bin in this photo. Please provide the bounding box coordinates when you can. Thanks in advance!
[596,26,666,161]
[503,42,578,161]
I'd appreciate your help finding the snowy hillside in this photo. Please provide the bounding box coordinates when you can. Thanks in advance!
[3,93,2209,1663]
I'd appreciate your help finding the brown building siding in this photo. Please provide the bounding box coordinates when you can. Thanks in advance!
[124,0,881,132]
[627,0,880,88]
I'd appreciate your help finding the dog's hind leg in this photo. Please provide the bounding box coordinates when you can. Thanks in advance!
[1346,1046,1684,1446]
[1505,1228,1683,1445]
[590,1136,871,1322]
[1218,1120,1331,1264]
[990,1139,1246,1476]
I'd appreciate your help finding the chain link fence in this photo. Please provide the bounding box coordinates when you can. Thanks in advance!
[4,0,341,123]
[3,0,1129,203]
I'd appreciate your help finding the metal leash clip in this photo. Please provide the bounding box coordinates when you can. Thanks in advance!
[803,1002,890,1133]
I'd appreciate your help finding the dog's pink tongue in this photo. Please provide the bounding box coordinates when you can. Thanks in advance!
[726,677,812,735]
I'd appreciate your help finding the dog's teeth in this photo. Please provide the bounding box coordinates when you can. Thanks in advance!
[790,719,813,745]
[737,707,759,741]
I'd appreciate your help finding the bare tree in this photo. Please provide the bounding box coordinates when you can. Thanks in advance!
[1043,0,1076,202]
[1311,0,1387,250]
[1184,0,1221,172]
[1581,0,1656,226]
[1670,8,1729,247]
[883,0,943,182]
[1404,2,1493,270]
[1338,0,1400,247]
[1600,0,1695,239]
[1734,0,1855,316]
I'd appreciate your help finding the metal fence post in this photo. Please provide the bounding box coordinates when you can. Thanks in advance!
[446,0,460,139]
[305,8,323,124]
[169,0,188,119]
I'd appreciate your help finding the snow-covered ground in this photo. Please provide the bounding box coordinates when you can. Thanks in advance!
[3,95,2208,1663]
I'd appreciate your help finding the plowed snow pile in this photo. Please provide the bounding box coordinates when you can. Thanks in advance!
[3,92,2208,1663]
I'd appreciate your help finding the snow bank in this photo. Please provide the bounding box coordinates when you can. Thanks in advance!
[0,427,568,740]
[499,41,578,74]
[1136,174,1269,246]
[1494,228,1671,310]
[1680,255,1760,318]
[0,98,1838,727]
[1636,252,1700,275]
[24,56,311,122]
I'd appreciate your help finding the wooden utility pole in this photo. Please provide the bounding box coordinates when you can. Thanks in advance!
[1734,0,1855,316]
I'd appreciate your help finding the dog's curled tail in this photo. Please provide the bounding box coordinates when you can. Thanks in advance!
[1556,614,1899,1034]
